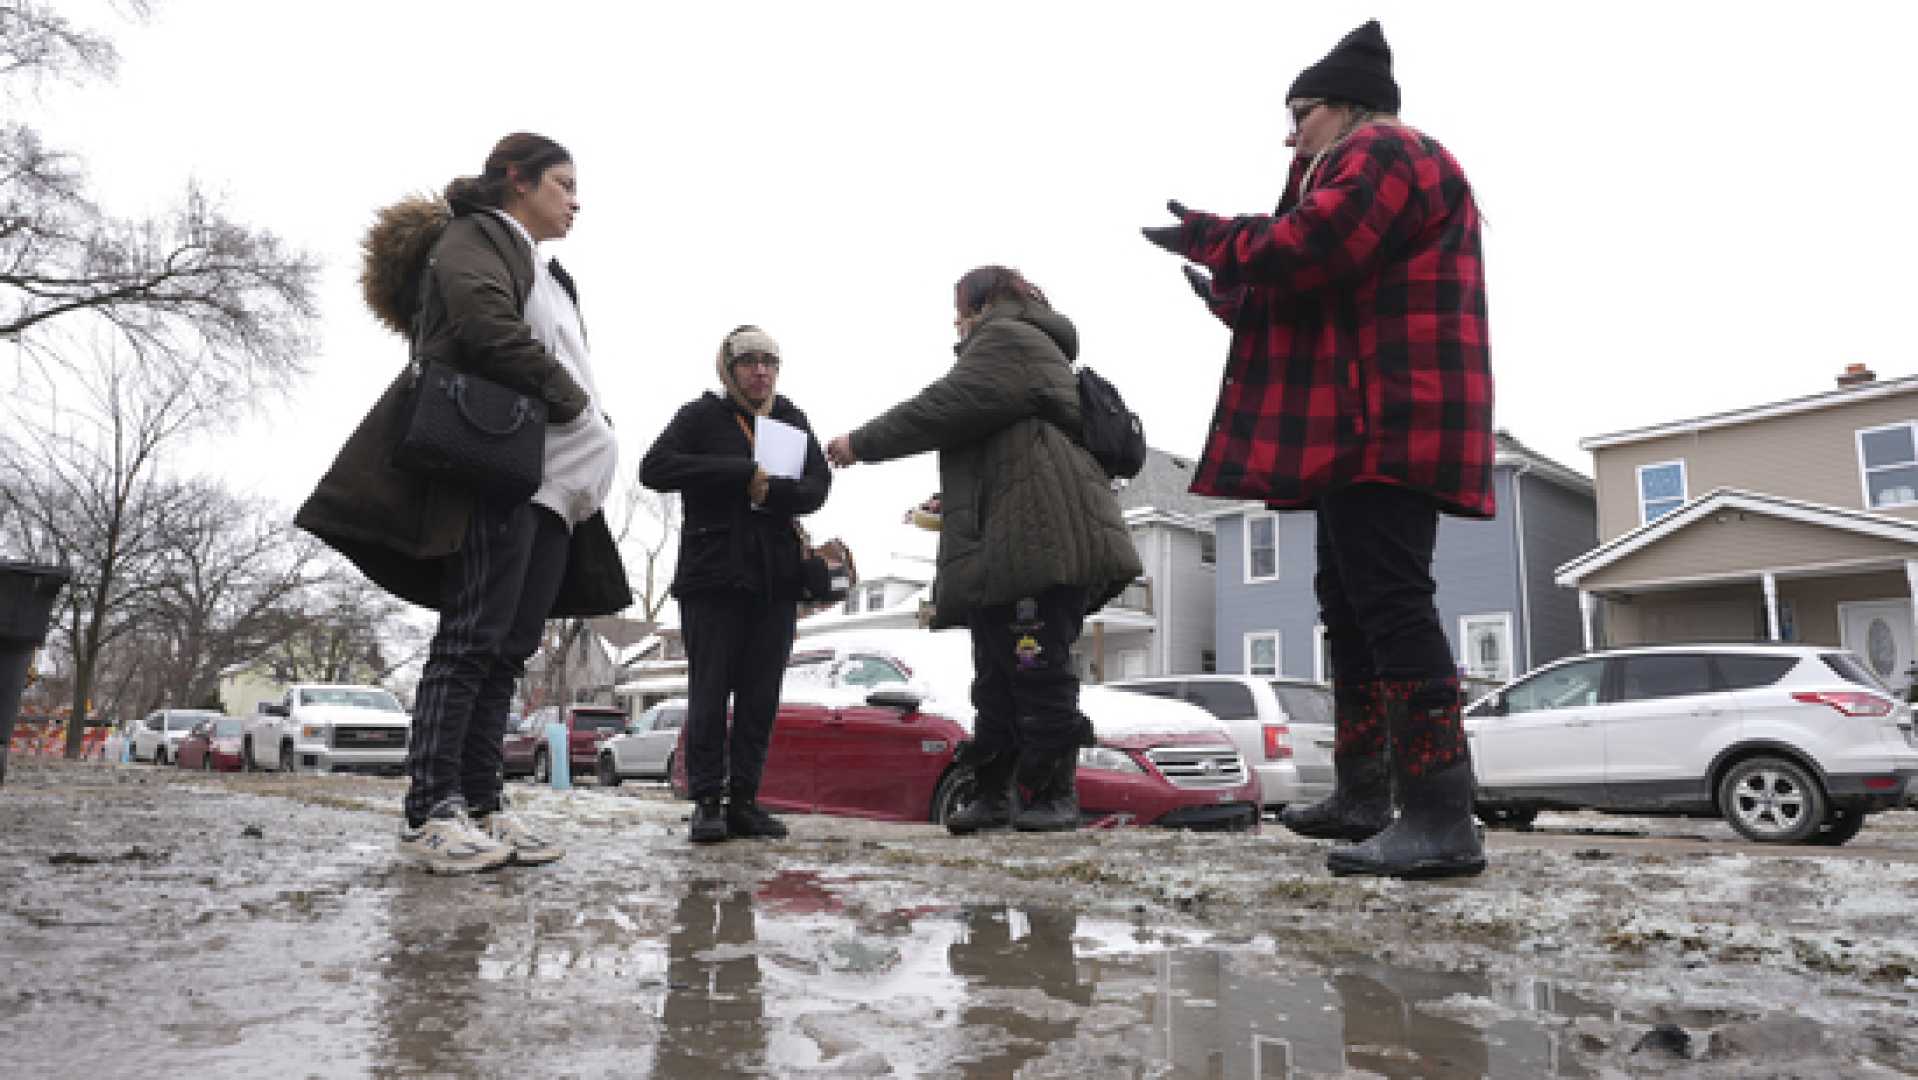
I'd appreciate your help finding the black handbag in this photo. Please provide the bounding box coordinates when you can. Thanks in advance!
[392,360,547,502]
[389,261,547,502]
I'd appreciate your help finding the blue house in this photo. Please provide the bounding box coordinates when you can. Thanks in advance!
[1209,432,1595,685]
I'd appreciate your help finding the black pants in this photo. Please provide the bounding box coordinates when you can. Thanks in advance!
[1314,484,1456,689]
[680,593,797,803]
[965,585,1091,757]
[405,500,569,827]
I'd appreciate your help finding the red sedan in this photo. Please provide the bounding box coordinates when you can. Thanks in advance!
[670,629,1259,830]
[176,716,245,772]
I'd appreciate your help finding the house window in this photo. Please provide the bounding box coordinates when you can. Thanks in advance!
[1199,530,1217,566]
[1637,460,1686,523]
[844,591,861,614]
[1857,421,1918,509]
[863,584,886,612]
[1200,649,1216,674]
[1243,513,1279,582]
[1244,632,1281,676]
[1458,612,1514,682]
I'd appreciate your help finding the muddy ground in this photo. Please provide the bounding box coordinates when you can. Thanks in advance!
[3,758,1915,1078]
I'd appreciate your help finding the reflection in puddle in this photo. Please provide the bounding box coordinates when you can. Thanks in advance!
[356,873,1669,1078]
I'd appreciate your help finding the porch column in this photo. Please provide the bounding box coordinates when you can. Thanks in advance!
[1578,591,1597,652]
[1762,572,1781,642]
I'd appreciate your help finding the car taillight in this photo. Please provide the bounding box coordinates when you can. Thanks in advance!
[1263,724,1292,760]
[1791,691,1894,717]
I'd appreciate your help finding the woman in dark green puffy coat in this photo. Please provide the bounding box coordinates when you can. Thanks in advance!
[825,267,1141,835]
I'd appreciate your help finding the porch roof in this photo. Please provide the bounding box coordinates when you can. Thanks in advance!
[1555,488,1918,590]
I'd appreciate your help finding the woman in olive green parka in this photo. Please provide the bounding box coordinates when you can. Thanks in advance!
[826,267,1140,836]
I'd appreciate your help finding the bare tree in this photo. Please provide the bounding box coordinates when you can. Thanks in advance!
[615,475,680,625]
[3,2,318,390]
[263,569,426,688]
[0,347,198,756]
[143,481,326,707]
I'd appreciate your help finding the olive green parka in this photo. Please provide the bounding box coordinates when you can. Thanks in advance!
[849,301,1141,629]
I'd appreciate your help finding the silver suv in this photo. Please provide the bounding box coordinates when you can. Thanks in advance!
[1108,675,1334,811]
[1466,644,1918,845]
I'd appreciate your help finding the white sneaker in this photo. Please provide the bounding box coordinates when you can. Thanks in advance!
[476,809,564,866]
[397,812,513,875]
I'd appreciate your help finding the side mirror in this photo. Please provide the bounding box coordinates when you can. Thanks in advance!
[866,683,926,711]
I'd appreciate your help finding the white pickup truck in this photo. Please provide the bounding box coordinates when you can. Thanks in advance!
[241,683,412,775]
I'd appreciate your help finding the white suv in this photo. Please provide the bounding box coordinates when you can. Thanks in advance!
[1108,675,1334,811]
[1466,644,1918,845]
[130,708,224,765]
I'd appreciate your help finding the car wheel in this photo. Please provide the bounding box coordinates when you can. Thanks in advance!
[201,752,212,772]
[598,754,621,787]
[279,742,296,775]
[533,750,550,784]
[930,767,976,825]
[155,748,168,766]
[1476,806,1538,831]
[242,739,257,772]
[1810,808,1867,847]
[1718,755,1826,844]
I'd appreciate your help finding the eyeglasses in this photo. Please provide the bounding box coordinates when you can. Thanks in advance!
[1287,99,1326,135]
[732,352,780,370]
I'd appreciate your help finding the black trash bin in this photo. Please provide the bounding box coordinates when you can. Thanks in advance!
[0,560,72,786]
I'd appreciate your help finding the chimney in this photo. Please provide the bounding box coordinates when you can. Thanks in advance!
[1837,362,1876,388]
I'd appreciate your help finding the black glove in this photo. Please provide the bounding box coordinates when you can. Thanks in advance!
[1182,264,1212,301]
[1141,199,1197,255]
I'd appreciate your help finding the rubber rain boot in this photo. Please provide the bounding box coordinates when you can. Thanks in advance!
[1282,682,1393,841]
[1011,748,1080,833]
[1326,680,1485,879]
[946,746,1017,836]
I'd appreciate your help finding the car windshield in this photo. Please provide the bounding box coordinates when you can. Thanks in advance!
[299,688,403,711]
[572,711,626,732]
[214,719,243,737]
[1270,683,1333,726]
[169,712,219,731]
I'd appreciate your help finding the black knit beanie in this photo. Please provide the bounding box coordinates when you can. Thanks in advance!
[1287,19,1400,113]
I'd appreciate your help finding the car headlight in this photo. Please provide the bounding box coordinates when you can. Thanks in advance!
[299,724,327,743]
[1078,746,1144,774]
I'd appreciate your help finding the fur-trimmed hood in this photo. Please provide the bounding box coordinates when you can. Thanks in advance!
[360,195,452,336]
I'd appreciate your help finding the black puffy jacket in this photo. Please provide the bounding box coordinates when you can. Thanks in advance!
[640,392,831,601]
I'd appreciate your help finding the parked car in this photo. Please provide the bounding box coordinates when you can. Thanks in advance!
[175,716,245,772]
[1108,675,1334,812]
[241,684,411,774]
[597,698,687,786]
[1465,644,1918,845]
[130,708,224,765]
[667,629,1260,830]
[503,703,630,783]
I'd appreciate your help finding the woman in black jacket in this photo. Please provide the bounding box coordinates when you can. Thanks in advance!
[641,326,831,843]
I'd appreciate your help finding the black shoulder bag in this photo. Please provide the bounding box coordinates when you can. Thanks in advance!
[390,259,548,502]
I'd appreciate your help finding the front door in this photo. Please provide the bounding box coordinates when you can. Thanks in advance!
[1838,599,1915,692]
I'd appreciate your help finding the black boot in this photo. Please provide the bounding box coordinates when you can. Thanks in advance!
[1327,682,1484,879]
[689,796,728,844]
[1012,748,1080,832]
[726,795,789,840]
[946,747,1016,836]
[1281,753,1393,841]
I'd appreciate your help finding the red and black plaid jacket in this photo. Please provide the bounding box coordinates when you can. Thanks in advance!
[1175,123,1495,518]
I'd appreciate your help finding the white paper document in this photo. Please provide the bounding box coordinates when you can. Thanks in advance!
[754,416,808,480]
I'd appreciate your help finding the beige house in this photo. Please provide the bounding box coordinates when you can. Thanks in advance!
[1557,365,1918,689]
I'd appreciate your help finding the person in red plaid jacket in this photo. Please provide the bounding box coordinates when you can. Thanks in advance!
[1143,20,1491,880]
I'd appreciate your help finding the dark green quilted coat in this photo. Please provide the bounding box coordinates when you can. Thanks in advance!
[850,301,1142,628]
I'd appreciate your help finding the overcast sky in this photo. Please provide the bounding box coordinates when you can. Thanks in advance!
[35,0,1918,607]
